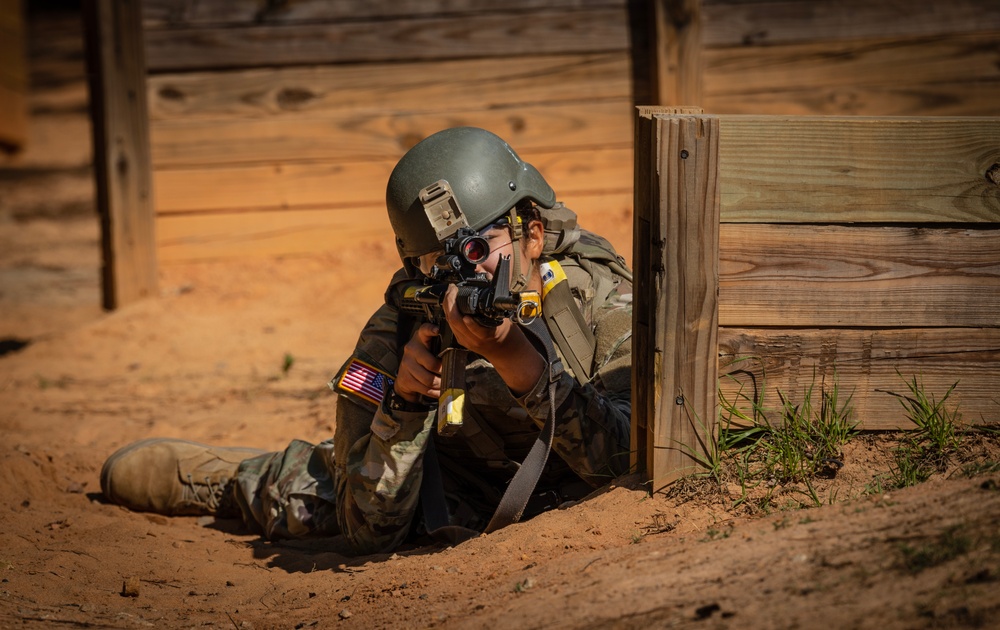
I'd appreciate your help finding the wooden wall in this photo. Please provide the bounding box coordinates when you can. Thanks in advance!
[0,0,28,152]
[134,0,1000,264]
[0,4,93,221]
[634,111,1000,488]
[140,0,635,262]
[697,0,1000,116]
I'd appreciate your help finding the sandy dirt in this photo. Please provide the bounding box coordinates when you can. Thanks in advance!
[1,212,999,630]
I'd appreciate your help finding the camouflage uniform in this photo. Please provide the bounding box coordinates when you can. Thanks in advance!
[233,230,632,554]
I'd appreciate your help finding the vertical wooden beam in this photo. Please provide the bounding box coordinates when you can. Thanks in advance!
[0,0,28,152]
[653,0,703,107]
[633,106,705,479]
[83,0,157,309]
[633,109,719,491]
[633,109,659,478]
[628,0,657,111]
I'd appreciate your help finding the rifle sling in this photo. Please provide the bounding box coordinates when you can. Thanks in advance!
[419,317,562,541]
[484,317,562,533]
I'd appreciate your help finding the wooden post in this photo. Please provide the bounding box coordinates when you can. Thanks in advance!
[654,0,703,107]
[83,0,157,309]
[0,0,28,152]
[633,109,719,491]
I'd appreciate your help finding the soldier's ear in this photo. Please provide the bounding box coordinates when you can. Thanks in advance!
[524,219,545,259]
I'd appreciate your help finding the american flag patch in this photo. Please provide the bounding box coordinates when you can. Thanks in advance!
[336,358,392,405]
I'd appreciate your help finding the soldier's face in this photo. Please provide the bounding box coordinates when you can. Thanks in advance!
[473,226,515,280]
[413,225,518,280]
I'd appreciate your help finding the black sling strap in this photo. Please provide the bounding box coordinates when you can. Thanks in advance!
[419,318,563,541]
[484,317,562,533]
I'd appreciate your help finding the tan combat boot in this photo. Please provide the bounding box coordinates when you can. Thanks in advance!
[100,438,267,517]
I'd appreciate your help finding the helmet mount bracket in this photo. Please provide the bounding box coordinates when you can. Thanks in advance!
[419,180,470,243]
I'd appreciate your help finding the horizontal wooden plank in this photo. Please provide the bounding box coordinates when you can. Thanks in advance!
[157,206,392,262]
[702,0,1000,47]
[154,160,395,214]
[704,32,1000,96]
[718,225,1000,328]
[22,9,87,92]
[719,327,1000,430]
[717,116,1000,223]
[0,165,93,219]
[0,110,91,169]
[144,8,629,72]
[150,100,634,167]
[156,190,633,262]
[147,53,630,122]
[143,0,626,27]
[573,191,634,264]
[153,147,633,213]
[704,80,1000,117]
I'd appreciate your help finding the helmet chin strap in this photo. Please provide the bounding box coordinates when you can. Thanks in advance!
[507,206,532,292]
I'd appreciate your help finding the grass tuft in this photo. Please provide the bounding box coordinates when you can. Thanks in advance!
[880,373,964,489]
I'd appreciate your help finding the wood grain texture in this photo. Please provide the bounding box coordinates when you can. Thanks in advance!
[719,328,1000,430]
[653,0,703,106]
[143,8,629,71]
[156,206,392,262]
[142,0,626,27]
[704,32,1000,96]
[153,148,633,215]
[719,225,1000,327]
[644,113,721,490]
[702,0,1000,47]
[717,116,1000,223]
[633,106,708,478]
[149,100,634,167]
[154,160,398,214]
[704,81,1000,117]
[155,190,633,262]
[83,0,157,308]
[147,53,631,122]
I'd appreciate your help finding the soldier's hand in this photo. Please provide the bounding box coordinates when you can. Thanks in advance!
[394,323,442,402]
[443,285,544,396]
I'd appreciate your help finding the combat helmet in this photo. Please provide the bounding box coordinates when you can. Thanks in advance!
[386,127,557,262]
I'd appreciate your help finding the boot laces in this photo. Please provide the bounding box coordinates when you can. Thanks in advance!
[182,473,229,512]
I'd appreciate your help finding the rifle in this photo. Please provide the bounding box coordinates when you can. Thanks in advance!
[399,225,540,436]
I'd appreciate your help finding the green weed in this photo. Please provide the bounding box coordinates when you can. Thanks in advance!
[881,374,964,489]
[766,372,857,483]
[888,372,963,451]
[711,367,857,513]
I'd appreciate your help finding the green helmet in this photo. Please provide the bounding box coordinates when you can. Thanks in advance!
[386,127,556,260]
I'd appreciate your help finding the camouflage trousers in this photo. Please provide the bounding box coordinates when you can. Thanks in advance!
[231,439,341,540]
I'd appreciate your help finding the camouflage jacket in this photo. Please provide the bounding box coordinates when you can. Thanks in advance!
[328,231,632,554]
